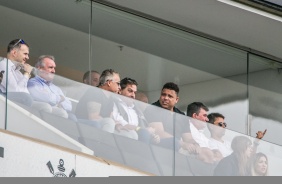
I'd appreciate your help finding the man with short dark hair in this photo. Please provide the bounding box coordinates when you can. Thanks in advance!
[0,39,33,105]
[82,70,100,87]
[207,113,232,157]
[144,82,191,150]
[207,112,266,158]
[185,102,223,163]
[112,77,159,143]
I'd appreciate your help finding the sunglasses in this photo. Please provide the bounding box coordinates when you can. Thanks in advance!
[218,122,227,127]
[12,39,26,48]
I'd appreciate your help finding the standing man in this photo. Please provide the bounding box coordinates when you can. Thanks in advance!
[75,69,120,132]
[112,77,159,143]
[27,55,73,119]
[82,70,100,87]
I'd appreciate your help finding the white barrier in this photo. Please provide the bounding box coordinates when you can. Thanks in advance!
[0,130,148,177]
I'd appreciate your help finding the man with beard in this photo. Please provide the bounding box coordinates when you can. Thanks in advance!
[27,55,72,119]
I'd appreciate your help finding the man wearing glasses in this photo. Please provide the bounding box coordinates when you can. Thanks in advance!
[0,39,56,113]
[75,69,120,132]
[207,113,232,157]
[207,112,267,158]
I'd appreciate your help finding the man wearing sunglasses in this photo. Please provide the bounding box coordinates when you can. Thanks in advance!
[75,69,120,132]
[0,39,32,90]
[0,39,59,114]
[207,112,267,158]
[0,39,35,106]
[207,113,232,157]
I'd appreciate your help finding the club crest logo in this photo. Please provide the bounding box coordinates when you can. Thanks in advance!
[46,159,76,177]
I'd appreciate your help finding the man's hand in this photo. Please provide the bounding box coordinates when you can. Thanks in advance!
[151,133,160,144]
[23,63,33,74]
[115,124,136,132]
[256,129,267,139]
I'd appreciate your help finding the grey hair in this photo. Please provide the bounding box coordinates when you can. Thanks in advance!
[35,55,55,68]
[98,69,119,87]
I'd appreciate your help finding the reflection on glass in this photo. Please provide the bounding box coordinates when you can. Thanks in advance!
[249,54,282,146]
[2,70,282,175]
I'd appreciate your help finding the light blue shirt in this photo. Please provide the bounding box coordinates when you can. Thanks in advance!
[27,75,72,111]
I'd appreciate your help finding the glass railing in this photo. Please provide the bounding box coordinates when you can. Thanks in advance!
[1,70,281,175]
[0,0,282,176]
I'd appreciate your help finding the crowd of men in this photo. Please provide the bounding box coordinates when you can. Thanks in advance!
[0,39,268,175]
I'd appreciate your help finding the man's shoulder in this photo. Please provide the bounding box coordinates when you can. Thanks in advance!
[0,58,10,68]
[78,87,104,102]
[152,100,161,107]
[173,107,185,115]
[28,76,40,83]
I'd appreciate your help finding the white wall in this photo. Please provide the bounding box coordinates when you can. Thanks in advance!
[0,131,147,177]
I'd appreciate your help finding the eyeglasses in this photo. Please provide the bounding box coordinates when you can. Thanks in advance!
[12,39,26,48]
[108,80,120,86]
[115,81,121,86]
[218,122,227,127]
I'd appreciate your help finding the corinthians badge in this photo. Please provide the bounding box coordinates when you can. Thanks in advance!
[47,159,76,177]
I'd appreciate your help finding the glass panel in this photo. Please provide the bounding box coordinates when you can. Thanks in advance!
[0,1,91,150]
[88,1,249,134]
[202,120,281,176]
[0,54,6,129]
[5,0,282,176]
[248,54,282,146]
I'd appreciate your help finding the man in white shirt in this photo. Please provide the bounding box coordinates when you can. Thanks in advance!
[112,77,159,143]
[207,113,232,157]
[0,39,52,113]
[207,113,267,158]
[0,39,33,106]
[186,102,223,163]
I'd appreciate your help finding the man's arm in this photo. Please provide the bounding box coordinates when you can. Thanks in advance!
[149,122,173,138]
[27,78,61,105]
[54,85,72,111]
[0,60,29,92]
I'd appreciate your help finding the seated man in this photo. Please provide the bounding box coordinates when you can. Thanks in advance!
[0,39,52,113]
[75,69,120,132]
[82,70,100,87]
[207,112,267,158]
[27,55,73,119]
[185,102,223,163]
[207,113,232,157]
[144,82,193,151]
[112,77,159,143]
